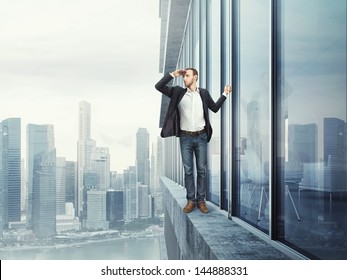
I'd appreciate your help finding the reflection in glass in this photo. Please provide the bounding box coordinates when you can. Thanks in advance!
[236,0,270,233]
[277,0,347,259]
[207,0,221,205]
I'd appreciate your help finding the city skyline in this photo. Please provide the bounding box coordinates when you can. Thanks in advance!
[0,0,163,172]
[1,100,160,174]
[1,112,164,236]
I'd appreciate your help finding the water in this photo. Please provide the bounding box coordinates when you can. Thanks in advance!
[0,237,161,260]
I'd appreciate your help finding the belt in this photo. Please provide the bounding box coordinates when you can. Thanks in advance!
[180,129,206,136]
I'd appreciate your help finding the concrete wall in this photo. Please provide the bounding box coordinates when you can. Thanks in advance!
[161,176,290,260]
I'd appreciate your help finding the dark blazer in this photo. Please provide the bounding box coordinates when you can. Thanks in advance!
[155,72,227,143]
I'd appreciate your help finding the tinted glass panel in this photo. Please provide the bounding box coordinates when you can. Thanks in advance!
[277,0,347,259]
[236,0,270,233]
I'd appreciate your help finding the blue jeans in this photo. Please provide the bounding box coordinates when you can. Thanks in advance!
[179,132,208,203]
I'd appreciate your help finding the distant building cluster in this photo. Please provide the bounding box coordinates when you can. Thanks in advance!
[0,100,164,242]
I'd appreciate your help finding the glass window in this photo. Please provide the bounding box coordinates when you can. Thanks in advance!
[235,0,270,232]
[199,0,207,87]
[276,0,347,259]
[221,0,232,211]
[207,0,221,205]
[192,0,200,69]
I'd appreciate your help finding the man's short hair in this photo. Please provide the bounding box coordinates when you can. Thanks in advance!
[185,67,198,81]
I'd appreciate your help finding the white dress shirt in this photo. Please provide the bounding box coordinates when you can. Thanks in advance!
[178,87,205,132]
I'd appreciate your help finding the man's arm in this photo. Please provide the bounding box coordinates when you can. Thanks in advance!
[154,73,174,98]
[206,84,232,113]
[154,70,186,98]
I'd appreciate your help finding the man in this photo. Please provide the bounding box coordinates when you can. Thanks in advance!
[155,68,231,214]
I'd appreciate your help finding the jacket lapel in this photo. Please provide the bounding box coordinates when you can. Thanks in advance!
[198,89,208,111]
[178,88,187,104]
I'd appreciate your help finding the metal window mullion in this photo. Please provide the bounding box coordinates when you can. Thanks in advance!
[230,0,240,218]
[270,0,279,240]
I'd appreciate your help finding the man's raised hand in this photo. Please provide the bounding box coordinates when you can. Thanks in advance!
[171,69,187,77]
[224,84,232,95]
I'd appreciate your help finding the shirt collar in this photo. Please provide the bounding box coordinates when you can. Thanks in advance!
[186,87,199,93]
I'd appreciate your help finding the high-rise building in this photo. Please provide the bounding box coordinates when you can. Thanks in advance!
[324,118,345,165]
[32,148,56,238]
[0,118,21,229]
[84,190,108,230]
[124,166,137,221]
[137,184,150,218]
[150,142,156,196]
[91,147,110,191]
[65,161,76,211]
[288,124,318,164]
[136,128,150,186]
[82,172,98,221]
[77,101,96,217]
[323,118,346,191]
[26,124,55,230]
[21,158,26,212]
[153,137,164,215]
[56,157,66,215]
[110,171,117,190]
[110,171,124,191]
[106,189,124,229]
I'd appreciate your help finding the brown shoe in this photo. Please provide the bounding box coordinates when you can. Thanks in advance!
[197,201,209,214]
[183,201,195,213]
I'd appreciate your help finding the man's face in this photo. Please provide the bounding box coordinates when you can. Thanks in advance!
[183,69,197,88]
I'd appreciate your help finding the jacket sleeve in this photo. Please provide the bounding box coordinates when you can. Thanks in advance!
[206,91,227,113]
[155,73,175,98]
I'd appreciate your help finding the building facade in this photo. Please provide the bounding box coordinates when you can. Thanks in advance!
[65,161,76,211]
[158,0,346,260]
[123,166,137,221]
[84,190,108,230]
[32,149,57,238]
[137,184,150,218]
[77,101,96,217]
[0,118,21,230]
[90,147,110,191]
[152,137,164,215]
[136,128,150,186]
[26,124,55,232]
[106,189,124,228]
[56,157,66,215]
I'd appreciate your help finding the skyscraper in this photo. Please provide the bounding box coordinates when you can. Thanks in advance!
[288,124,318,164]
[153,137,164,215]
[56,157,66,215]
[124,166,137,221]
[110,171,117,190]
[137,184,150,218]
[323,118,346,191]
[26,124,55,230]
[65,161,76,211]
[84,190,108,230]
[136,128,150,186]
[90,147,110,191]
[106,189,124,229]
[0,118,21,229]
[324,118,345,165]
[32,148,56,238]
[77,101,96,217]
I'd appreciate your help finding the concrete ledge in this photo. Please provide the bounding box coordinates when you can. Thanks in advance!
[161,176,290,260]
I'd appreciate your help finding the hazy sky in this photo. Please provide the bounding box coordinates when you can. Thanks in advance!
[0,0,163,172]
